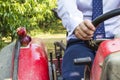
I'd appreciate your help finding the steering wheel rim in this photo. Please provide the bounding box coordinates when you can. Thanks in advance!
[86,8,120,50]
[92,8,120,27]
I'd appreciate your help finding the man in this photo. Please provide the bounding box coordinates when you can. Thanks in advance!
[57,0,120,80]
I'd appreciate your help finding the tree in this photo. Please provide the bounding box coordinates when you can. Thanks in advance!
[0,0,57,48]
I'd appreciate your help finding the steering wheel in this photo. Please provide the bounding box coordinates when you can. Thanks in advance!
[86,8,120,50]
[74,8,120,66]
[52,8,120,50]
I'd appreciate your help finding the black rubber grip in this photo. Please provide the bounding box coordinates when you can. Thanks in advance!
[92,8,120,27]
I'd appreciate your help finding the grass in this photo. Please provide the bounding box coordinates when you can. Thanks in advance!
[0,21,66,60]
[29,22,67,54]
[0,23,67,56]
[28,24,67,58]
[32,33,66,55]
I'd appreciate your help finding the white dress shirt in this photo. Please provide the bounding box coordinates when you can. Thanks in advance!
[57,0,120,40]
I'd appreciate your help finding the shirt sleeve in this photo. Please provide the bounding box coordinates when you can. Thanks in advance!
[57,0,84,36]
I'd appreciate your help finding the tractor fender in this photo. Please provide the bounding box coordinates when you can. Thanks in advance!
[90,38,120,80]
[18,38,50,80]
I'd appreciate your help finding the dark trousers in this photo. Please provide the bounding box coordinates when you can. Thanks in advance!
[62,39,95,80]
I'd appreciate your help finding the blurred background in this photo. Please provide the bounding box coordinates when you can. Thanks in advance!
[0,0,66,53]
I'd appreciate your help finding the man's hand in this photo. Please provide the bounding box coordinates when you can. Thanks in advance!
[74,20,96,40]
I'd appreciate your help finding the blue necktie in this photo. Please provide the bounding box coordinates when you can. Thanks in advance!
[92,0,105,39]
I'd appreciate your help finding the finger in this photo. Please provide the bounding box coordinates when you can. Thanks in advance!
[74,26,93,40]
[75,25,88,38]
[80,23,94,36]
[78,31,93,40]
[84,20,96,31]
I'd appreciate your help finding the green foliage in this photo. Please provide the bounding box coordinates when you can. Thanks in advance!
[0,0,59,48]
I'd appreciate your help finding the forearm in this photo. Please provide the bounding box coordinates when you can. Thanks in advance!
[57,0,83,36]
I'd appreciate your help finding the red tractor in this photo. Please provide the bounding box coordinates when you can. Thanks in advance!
[0,8,120,80]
